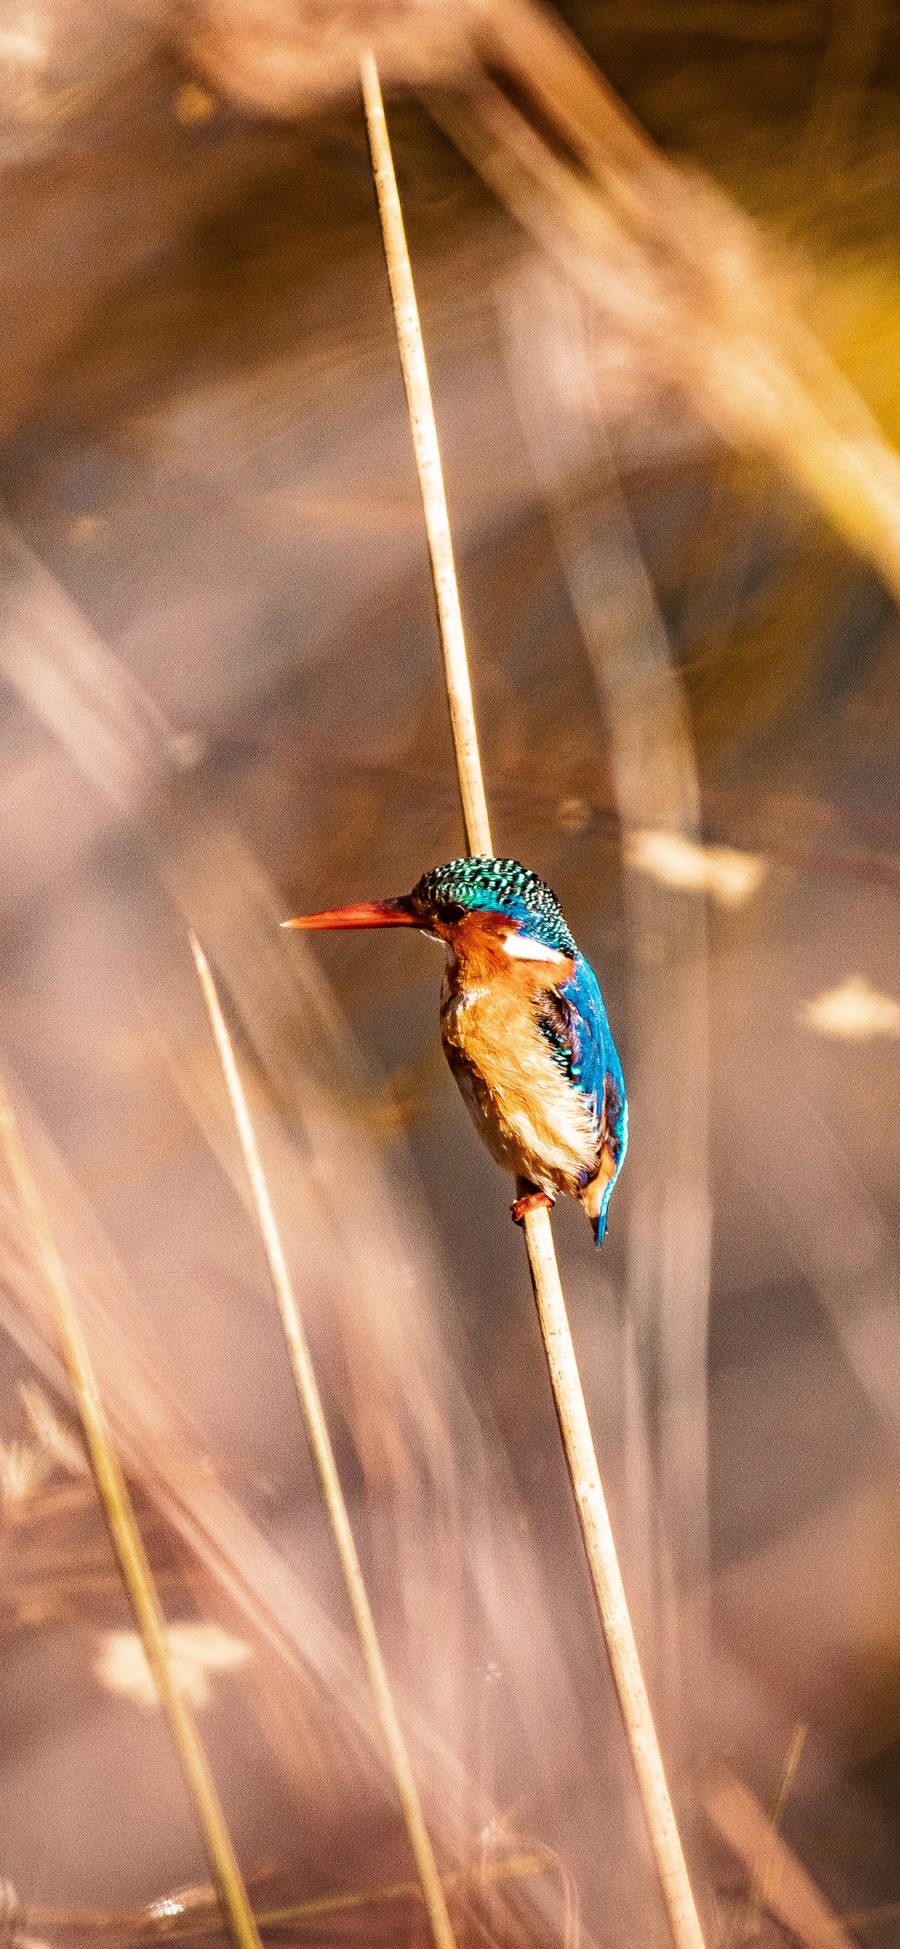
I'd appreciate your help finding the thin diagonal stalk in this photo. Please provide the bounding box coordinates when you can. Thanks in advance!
[20,1847,556,1944]
[0,1076,262,1949]
[188,933,457,1949]
[359,47,492,860]
[746,1722,807,1939]
[360,48,707,1949]
[705,1769,855,1949]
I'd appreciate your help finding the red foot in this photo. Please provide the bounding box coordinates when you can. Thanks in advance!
[510,1188,555,1226]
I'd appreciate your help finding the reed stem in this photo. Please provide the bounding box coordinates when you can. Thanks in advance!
[360,48,707,1949]
[21,1846,554,1942]
[189,934,458,1949]
[0,1076,262,1949]
[360,47,492,859]
[519,1200,706,1949]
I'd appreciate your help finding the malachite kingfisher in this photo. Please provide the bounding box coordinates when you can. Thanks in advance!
[284,857,628,1246]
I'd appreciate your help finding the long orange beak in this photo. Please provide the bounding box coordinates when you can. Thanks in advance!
[281,898,419,931]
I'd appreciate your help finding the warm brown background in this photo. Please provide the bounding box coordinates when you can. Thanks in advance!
[1,5,899,1944]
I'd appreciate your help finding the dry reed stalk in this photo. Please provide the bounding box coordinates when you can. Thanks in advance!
[188,933,458,1949]
[0,1076,262,1949]
[745,1721,807,1938]
[21,1847,556,1944]
[360,46,707,1949]
[359,47,491,857]
[705,1770,857,1949]
[259,1846,556,1934]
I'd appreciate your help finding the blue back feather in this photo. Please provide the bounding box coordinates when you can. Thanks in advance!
[537,952,628,1246]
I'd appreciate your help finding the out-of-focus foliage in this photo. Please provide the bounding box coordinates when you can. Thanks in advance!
[1,4,899,1945]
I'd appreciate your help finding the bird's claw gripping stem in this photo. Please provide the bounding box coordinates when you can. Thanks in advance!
[510,1188,555,1226]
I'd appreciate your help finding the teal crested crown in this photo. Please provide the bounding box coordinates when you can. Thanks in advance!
[408,857,577,956]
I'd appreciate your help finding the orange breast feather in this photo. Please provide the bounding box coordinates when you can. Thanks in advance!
[438,913,599,1196]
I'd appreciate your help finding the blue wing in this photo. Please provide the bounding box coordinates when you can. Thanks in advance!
[536,951,628,1245]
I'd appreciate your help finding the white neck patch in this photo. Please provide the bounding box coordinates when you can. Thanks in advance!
[502,931,566,964]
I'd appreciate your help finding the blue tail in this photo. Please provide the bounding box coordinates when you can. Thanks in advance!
[592,1183,613,1249]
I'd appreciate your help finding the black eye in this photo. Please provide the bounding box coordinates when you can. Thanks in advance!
[436,900,466,925]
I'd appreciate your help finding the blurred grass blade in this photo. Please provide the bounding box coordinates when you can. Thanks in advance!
[20,1846,559,1943]
[705,1769,856,1949]
[360,46,707,1949]
[188,931,458,1949]
[0,1072,262,1949]
[746,1722,808,1936]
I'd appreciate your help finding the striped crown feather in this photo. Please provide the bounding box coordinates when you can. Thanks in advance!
[409,857,577,956]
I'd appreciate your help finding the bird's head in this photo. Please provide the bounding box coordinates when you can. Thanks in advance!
[283,856,577,961]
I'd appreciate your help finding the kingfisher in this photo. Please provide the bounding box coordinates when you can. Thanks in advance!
[284,857,627,1246]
